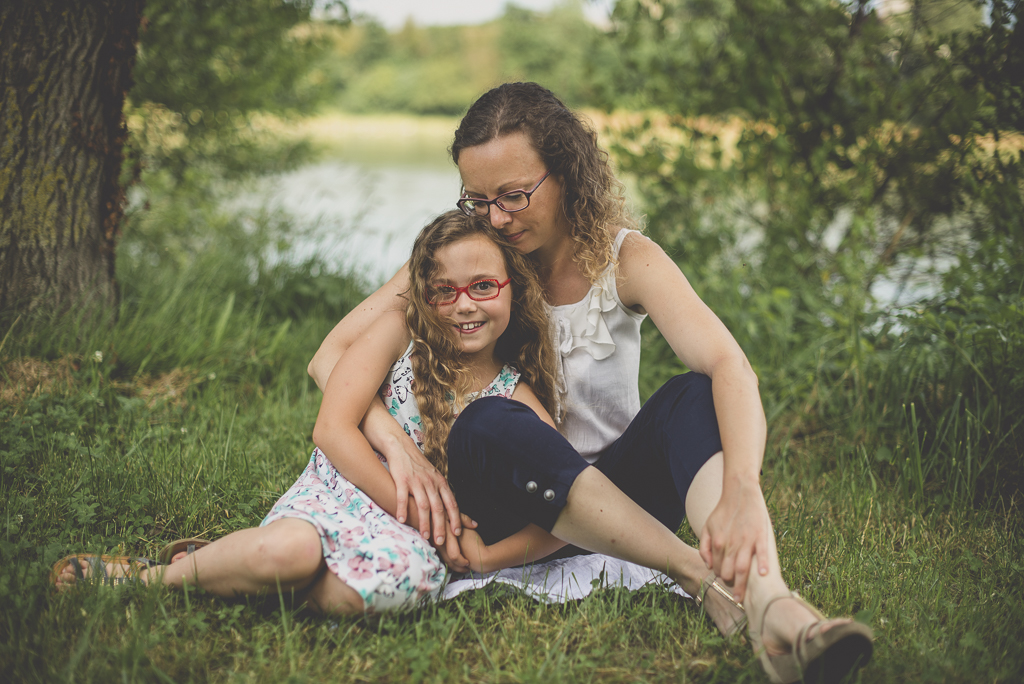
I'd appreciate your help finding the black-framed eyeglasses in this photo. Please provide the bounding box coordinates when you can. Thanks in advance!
[457,172,550,217]
[428,278,512,306]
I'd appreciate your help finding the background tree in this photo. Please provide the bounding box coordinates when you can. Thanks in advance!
[1,0,143,314]
[0,0,335,315]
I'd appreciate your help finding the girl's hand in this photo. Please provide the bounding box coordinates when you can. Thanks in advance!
[362,400,462,545]
[435,514,479,572]
[698,479,771,603]
[454,518,489,574]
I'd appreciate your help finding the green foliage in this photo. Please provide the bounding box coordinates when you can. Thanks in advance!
[614,0,1024,507]
[324,1,617,115]
[498,3,619,107]
[127,0,340,179]
[2,164,366,386]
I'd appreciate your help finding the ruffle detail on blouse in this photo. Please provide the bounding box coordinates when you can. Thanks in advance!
[554,272,618,362]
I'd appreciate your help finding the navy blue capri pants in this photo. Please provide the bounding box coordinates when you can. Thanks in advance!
[446,372,723,546]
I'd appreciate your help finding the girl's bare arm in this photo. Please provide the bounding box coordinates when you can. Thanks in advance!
[457,523,566,574]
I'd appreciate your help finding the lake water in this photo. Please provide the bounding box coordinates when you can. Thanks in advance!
[230,115,941,307]
[233,160,462,286]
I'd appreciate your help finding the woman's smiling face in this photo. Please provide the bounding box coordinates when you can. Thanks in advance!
[431,234,512,361]
[456,131,569,257]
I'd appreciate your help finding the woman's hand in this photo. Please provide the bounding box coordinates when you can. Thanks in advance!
[362,399,462,545]
[699,478,771,603]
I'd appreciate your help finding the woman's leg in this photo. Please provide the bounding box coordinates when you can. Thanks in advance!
[447,396,744,633]
[685,454,859,658]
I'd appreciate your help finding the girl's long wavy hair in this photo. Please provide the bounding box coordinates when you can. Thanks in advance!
[406,210,558,477]
[451,82,636,284]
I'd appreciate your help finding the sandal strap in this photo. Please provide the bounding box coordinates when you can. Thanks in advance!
[696,572,745,611]
[754,591,800,639]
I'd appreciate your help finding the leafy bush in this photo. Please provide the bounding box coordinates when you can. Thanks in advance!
[613,0,1024,507]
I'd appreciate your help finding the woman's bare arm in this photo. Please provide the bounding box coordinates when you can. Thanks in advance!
[616,231,769,602]
[308,263,411,391]
[308,262,463,544]
[311,309,471,569]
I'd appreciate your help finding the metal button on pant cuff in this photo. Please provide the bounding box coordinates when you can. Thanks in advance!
[526,481,538,493]
[543,489,555,501]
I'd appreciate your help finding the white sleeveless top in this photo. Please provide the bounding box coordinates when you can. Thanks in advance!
[550,229,647,461]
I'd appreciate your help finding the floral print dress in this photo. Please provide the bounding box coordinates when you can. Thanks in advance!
[261,343,520,613]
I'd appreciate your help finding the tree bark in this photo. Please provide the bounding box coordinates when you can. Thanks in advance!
[0,0,143,315]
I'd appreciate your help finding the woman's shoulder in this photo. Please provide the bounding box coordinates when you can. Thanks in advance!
[614,229,672,313]
[615,228,660,262]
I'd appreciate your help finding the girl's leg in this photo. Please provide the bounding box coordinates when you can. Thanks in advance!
[53,518,328,596]
[298,569,365,615]
[151,518,325,595]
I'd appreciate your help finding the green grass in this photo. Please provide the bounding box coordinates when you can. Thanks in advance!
[3,368,1022,682]
[2,176,1023,683]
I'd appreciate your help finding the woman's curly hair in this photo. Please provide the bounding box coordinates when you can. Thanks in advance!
[406,210,559,477]
[451,82,636,283]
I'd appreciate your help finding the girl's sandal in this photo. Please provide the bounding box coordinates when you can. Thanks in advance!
[750,591,874,684]
[695,572,747,638]
[157,537,212,564]
[50,554,158,588]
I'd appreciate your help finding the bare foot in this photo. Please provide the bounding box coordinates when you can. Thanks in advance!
[698,578,747,637]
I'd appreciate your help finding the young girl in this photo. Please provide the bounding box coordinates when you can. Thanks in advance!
[52,210,566,613]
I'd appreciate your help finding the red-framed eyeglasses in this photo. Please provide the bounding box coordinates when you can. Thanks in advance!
[428,278,512,305]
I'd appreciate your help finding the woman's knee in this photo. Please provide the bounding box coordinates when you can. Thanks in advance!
[450,396,519,442]
[663,372,713,403]
[447,396,538,473]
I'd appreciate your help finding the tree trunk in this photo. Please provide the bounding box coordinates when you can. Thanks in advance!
[0,0,143,315]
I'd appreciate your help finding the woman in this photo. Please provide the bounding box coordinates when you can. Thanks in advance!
[309,83,873,683]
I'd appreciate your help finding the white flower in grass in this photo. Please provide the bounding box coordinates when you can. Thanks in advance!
[181,427,188,434]
[208,373,216,380]
[93,351,103,362]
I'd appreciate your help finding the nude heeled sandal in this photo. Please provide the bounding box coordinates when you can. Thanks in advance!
[695,572,747,638]
[750,591,874,684]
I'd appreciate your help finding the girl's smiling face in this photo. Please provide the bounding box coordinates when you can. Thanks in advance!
[431,234,512,362]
